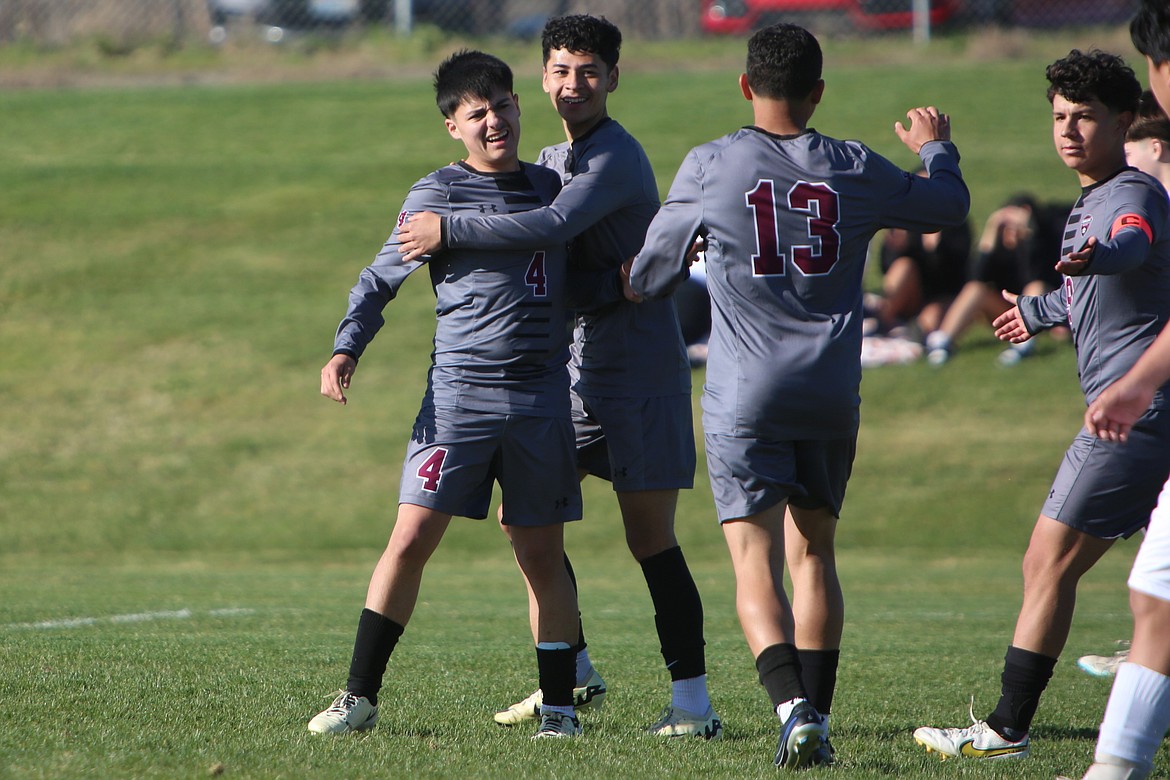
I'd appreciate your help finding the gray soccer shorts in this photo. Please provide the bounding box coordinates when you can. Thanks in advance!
[704,433,856,523]
[572,391,696,492]
[398,404,582,527]
[1043,410,1170,540]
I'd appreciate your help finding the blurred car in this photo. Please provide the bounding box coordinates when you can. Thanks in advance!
[206,0,479,42]
[700,0,958,34]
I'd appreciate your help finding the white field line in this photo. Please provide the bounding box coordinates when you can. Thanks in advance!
[6,607,256,630]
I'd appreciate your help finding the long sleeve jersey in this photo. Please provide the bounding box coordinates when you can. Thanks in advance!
[443,118,690,399]
[630,127,970,440]
[1017,167,1170,409]
[333,161,571,417]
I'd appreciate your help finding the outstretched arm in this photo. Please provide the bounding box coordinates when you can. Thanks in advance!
[992,291,1032,344]
[894,106,950,152]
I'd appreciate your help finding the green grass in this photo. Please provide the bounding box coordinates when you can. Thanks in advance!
[1,31,1165,778]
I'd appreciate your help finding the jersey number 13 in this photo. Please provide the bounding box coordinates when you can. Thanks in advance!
[747,179,841,277]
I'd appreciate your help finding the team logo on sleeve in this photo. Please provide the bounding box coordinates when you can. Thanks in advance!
[1079,214,1093,236]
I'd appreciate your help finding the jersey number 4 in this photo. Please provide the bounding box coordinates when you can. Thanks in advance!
[525,252,548,297]
[416,448,449,493]
[746,179,841,277]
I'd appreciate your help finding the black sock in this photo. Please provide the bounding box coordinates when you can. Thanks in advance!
[536,645,576,708]
[755,643,805,710]
[345,608,404,707]
[563,554,587,653]
[641,546,706,680]
[985,645,1057,740]
[797,648,840,716]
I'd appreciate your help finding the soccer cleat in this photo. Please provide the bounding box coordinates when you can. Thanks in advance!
[532,711,582,739]
[1078,642,1130,678]
[774,701,830,770]
[1057,756,1152,780]
[645,705,724,740]
[914,716,1030,760]
[493,668,606,726]
[308,691,378,735]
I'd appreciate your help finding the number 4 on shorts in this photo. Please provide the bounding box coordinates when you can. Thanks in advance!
[417,448,448,492]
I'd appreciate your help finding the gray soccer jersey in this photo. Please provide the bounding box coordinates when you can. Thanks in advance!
[1016,168,1170,408]
[630,127,969,440]
[441,118,690,399]
[333,161,571,417]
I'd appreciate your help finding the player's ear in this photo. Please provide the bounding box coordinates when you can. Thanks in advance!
[607,65,619,93]
[513,92,521,116]
[739,73,752,101]
[444,117,461,141]
[810,79,825,106]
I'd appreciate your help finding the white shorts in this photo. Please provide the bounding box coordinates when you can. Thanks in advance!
[1129,477,1170,604]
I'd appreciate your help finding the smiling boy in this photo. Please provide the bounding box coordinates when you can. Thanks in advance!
[914,48,1170,761]
[397,15,718,739]
[308,50,585,740]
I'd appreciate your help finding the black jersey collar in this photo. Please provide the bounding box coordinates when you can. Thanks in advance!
[746,125,816,141]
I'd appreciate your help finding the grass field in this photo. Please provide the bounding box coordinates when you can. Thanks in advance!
[1,28,1164,778]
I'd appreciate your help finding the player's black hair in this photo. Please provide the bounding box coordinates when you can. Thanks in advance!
[1127,90,1170,143]
[745,23,822,101]
[1131,0,1170,67]
[433,49,514,118]
[1045,49,1141,116]
[541,14,621,70]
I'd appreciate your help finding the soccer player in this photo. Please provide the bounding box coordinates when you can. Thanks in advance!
[397,14,719,739]
[1077,90,1170,681]
[1055,7,1170,778]
[307,50,586,740]
[627,23,969,768]
[913,48,1170,761]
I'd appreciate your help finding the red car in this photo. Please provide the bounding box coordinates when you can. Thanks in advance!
[701,0,958,34]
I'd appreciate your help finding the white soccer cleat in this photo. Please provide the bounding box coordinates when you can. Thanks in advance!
[308,691,378,735]
[1058,756,1152,780]
[645,705,724,740]
[1077,642,1131,678]
[532,711,582,739]
[914,716,1030,760]
[493,669,606,726]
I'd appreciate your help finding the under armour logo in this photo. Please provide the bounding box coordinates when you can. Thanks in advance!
[478,204,499,213]
[554,497,570,509]
[613,467,628,478]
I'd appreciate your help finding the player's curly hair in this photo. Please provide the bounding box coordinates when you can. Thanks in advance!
[1045,49,1141,115]
[433,49,514,118]
[1128,90,1170,143]
[1131,0,1170,67]
[541,14,621,70]
[745,23,822,101]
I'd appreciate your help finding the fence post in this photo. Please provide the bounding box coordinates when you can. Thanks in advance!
[394,0,412,34]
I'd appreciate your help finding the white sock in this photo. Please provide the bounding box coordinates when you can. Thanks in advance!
[926,331,951,351]
[671,674,711,715]
[776,697,808,723]
[540,704,575,717]
[575,649,593,686]
[1095,662,1170,771]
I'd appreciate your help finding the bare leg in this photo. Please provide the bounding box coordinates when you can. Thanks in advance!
[1129,590,1170,675]
[617,488,680,561]
[1012,515,1114,658]
[784,506,843,650]
[364,503,452,626]
[722,502,793,656]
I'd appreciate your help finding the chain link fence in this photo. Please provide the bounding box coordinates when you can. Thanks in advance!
[0,0,1140,48]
